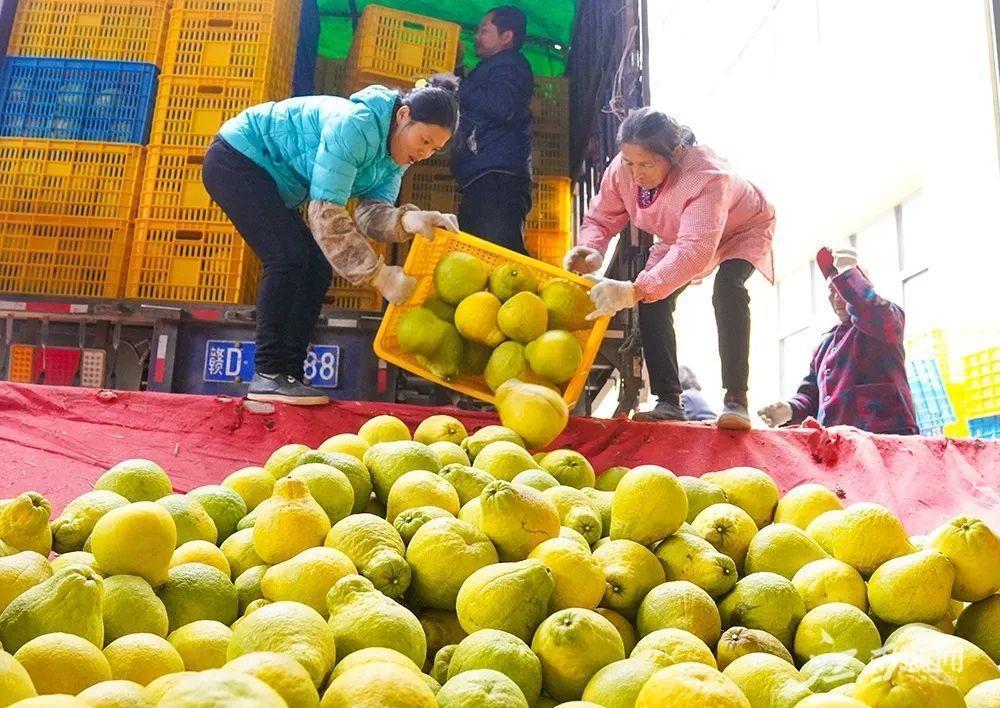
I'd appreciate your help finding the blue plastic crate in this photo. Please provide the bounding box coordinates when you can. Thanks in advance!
[968,415,1000,440]
[0,57,157,143]
[906,358,956,433]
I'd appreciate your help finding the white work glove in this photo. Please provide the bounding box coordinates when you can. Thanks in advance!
[758,401,793,428]
[586,278,639,320]
[563,245,603,274]
[832,247,858,274]
[371,264,416,304]
[401,210,459,240]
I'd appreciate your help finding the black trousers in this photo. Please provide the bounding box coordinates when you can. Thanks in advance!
[457,172,532,255]
[202,137,333,380]
[639,258,755,399]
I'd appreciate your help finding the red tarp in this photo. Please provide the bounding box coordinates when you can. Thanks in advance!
[1,382,998,534]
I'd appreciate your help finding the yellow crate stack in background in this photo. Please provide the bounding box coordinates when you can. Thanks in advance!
[399,75,573,267]
[343,5,461,95]
[127,0,303,305]
[0,0,168,299]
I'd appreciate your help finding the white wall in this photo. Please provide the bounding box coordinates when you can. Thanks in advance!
[643,0,1000,410]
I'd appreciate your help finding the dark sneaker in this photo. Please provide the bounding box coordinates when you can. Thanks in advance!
[716,400,752,430]
[633,400,688,422]
[247,373,329,406]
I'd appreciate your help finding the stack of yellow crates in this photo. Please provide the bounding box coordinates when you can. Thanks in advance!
[0,0,168,299]
[126,0,302,305]
[399,76,573,267]
[528,77,573,267]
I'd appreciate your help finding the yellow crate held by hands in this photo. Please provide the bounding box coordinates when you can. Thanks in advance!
[374,229,609,407]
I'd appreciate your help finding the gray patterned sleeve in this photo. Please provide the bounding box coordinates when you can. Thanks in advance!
[306,200,383,286]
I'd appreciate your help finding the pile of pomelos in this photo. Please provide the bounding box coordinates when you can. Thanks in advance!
[0,412,998,707]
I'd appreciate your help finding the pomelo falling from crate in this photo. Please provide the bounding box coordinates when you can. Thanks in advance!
[374,229,610,407]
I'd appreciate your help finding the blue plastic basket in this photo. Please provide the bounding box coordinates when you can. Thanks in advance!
[906,358,957,434]
[0,57,157,143]
[968,414,1000,440]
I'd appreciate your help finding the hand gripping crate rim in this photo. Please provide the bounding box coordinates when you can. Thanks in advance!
[374,228,610,407]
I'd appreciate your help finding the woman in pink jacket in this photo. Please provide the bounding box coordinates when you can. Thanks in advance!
[566,109,775,429]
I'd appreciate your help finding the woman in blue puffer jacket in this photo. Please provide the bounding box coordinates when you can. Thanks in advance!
[203,81,460,406]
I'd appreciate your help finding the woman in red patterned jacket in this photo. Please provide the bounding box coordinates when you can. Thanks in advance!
[758,247,918,435]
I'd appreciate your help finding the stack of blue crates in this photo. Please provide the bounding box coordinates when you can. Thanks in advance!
[0,57,157,143]
[906,358,957,436]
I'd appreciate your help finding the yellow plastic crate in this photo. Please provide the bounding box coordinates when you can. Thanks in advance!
[138,147,227,224]
[161,4,302,96]
[525,229,572,268]
[533,124,570,177]
[126,219,260,304]
[532,77,569,128]
[400,163,459,214]
[374,229,610,407]
[345,5,461,88]
[8,0,170,65]
[963,346,1000,417]
[0,214,131,298]
[150,77,272,151]
[0,139,144,222]
[527,177,572,233]
[315,57,347,96]
[170,0,290,11]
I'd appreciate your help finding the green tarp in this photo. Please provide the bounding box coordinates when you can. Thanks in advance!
[317,1,577,76]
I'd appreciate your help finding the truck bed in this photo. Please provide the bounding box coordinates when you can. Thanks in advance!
[1,382,997,533]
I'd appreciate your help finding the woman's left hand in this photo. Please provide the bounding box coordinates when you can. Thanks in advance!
[401,210,460,239]
[586,278,639,320]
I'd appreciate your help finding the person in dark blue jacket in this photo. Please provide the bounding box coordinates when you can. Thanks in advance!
[203,83,460,406]
[450,6,534,254]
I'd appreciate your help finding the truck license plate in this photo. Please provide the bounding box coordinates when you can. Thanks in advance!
[203,340,340,388]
